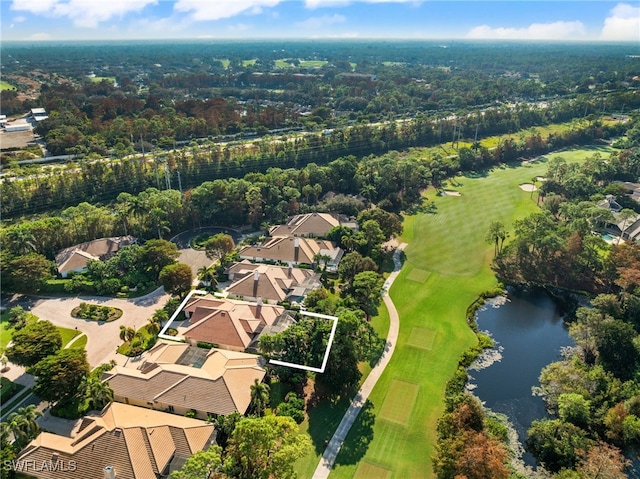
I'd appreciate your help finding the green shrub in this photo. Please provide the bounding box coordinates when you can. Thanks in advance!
[275,392,305,424]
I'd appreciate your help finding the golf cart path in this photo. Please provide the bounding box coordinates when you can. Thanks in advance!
[312,243,406,479]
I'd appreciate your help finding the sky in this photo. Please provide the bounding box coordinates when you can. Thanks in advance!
[1,0,639,42]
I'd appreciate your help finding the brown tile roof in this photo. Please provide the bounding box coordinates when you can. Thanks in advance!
[55,236,136,274]
[16,403,215,479]
[269,212,340,237]
[105,341,266,416]
[238,236,341,265]
[105,370,186,403]
[157,376,237,415]
[181,297,285,350]
[226,263,319,303]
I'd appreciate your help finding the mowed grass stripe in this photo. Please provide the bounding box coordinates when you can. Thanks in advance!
[328,147,611,479]
[353,462,391,479]
[379,380,419,425]
[406,327,436,350]
[406,267,430,283]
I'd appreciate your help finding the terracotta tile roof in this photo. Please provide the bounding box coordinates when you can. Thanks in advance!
[16,403,215,479]
[181,297,285,350]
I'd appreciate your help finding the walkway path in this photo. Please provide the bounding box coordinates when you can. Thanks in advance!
[312,243,406,479]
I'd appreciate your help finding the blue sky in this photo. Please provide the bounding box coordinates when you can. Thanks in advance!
[2,1,638,42]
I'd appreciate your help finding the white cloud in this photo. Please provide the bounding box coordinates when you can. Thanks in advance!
[305,0,418,7]
[296,13,346,29]
[600,3,640,41]
[11,0,158,28]
[174,0,281,21]
[467,21,587,41]
[11,0,58,14]
[27,32,53,40]
[13,16,27,23]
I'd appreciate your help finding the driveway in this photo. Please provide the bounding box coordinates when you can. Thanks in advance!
[170,227,245,282]
[3,287,169,368]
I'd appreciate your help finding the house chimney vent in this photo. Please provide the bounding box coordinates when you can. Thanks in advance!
[104,466,117,479]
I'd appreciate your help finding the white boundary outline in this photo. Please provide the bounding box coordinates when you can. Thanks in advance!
[158,289,207,341]
[269,310,339,373]
[158,290,339,374]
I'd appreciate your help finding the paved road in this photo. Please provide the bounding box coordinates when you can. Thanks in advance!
[312,243,407,479]
[3,287,169,369]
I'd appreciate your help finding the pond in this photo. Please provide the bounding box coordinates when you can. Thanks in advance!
[468,287,574,467]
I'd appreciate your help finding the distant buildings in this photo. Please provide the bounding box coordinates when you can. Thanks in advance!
[3,118,31,132]
[30,107,48,122]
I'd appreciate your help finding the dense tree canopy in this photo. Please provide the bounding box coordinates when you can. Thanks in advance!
[6,320,62,367]
[29,349,90,403]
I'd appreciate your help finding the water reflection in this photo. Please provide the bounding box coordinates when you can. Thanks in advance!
[468,287,574,467]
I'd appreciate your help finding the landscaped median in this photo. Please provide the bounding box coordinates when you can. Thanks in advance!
[71,302,123,322]
[324,147,610,478]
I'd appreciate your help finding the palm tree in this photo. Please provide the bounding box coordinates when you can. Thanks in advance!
[5,413,28,446]
[249,379,270,417]
[119,325,136,343]
[197,264,218,290]
[78,376,114,411]
[485,221,507,256]
[146,317,161,335]
[5,225,37,256]
[6,405,42,447]
[314,253,332,272]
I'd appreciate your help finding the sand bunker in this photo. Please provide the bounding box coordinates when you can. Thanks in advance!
[519,183,537,192]
[441,190,461,196]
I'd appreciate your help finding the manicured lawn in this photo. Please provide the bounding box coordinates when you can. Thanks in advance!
[89,76,115,83]
[68,334,87,350]
[0,80,17,91]
[293,302,391,478]
[57,326,82,348]
[0,312,14,353]
[327,147,610,478]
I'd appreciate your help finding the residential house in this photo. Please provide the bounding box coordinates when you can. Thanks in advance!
[15,402,215,479]
[55,236,136,277]
[597,194,623,213]
[225,261,321,304]
[597,195,640,243]
[30,107,49,122]
[238,236,343,272]
[179,296,295,351]
[617,213,640,243]
[268,212,354,238]
[103,341,266,419]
